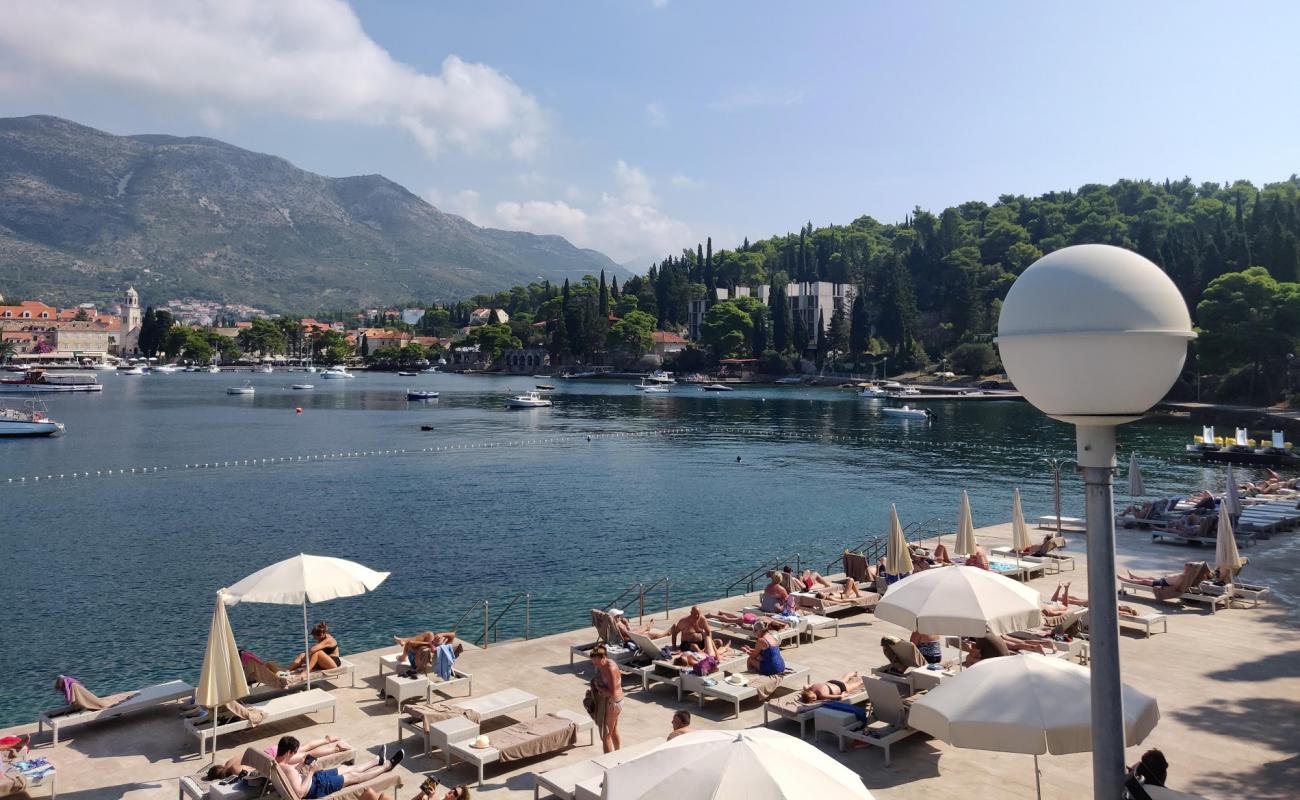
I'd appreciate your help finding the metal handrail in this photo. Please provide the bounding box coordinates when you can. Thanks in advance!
[639,577,670,622]
[604,581,644,616]
[485,592,531,647]
[723,553,803,597]
[828,515,952,572]
[450,599,489,648]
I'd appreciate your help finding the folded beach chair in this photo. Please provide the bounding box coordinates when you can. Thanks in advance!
[37,678,194,745]
[186,687,336,757]
[822,677,922,766]
[443,710,594,788]
[396,687,540,761]
[242,744,400,800]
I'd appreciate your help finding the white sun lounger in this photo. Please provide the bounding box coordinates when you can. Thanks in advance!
[443,709,594,788]
[679,663,810,719]
[396,687,540,761]
[187,687,336,757]
[532,738,659,800]
[377,651,473,698]
[763,681,869,738]
[822,677,921,766]
[38,679,194,745]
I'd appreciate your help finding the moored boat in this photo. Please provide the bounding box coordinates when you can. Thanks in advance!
[701,383,734,392]
[226,383,255,395]
[0,400,65,437]
[859,385,888,398]
[321,367,355,379]
[882,404,932,420]
[291,384,314,390]
[407,389,440,400]
[0,370,103,393]
[397,371,418,377]
[506,390,552,408]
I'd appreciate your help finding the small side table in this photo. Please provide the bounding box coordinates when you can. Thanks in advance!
[812,708,858,747]
[209,776,264,800]
[801,614,839,642]
[384,673,430,707]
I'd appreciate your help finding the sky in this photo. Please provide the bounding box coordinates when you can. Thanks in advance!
[1,1,1297,270]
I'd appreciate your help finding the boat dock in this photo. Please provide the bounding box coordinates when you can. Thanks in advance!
[0,520,1293,799]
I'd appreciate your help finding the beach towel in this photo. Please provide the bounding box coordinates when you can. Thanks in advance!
[490,714,577,763]
[405,701,480,730]
[221,700,267,726]
[843,551,870,583]
[0,769,26,796]
[51,676,136,714]
[1154,561,1212,601]
[433,643,456,680]
[745,671,787,701]
[881,637,925,675]
[591,609,626,646]
[822,700,869,721]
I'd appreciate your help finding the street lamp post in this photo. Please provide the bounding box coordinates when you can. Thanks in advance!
[998,244,1195,800]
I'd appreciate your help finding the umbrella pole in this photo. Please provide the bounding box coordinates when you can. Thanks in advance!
[303,601,311,691]
[211,708,218,764]
[1034,754,1041,800]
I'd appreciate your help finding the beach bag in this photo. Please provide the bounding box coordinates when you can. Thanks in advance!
[582,687,596,716]
[691,656,718,676]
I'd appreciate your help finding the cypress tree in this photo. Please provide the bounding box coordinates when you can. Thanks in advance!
[611,276,620,299]
[815,310,827,368]
[772,286,792,352]
[599,270,609,317]
[751,304,768,357]
[792,311,809,355]
[706,237,713,279]
[849,291,869,363]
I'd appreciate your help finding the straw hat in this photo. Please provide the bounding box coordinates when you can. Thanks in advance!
[471,734,491,749]
[724,674,749,687]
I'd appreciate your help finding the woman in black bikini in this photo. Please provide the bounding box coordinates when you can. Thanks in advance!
[288,622,340,673]
[798,671,865,704]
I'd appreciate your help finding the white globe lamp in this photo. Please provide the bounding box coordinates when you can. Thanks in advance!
[997,243,1194,800]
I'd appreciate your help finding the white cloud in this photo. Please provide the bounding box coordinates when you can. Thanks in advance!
[708,86,806,113]
[651,0,670,8]
[645,101,667,127]
[461,161,695,262]
[0,0,546,159]
[669,173,696,188]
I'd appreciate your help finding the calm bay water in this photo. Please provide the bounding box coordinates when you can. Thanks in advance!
[0,371,1230,724]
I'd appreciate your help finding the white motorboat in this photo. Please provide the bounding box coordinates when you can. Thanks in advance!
[632,378,655,391]
[121,365,147,376]
[183,366,198,373]
[701,383,734,392]
[226,383,255,395]
[397,371,418,377]
[882,405,932,420]
[506,390,552,408]
[642,385,670,394]
[421,367,440,374]
[90,363,118,372]
[152,364,181,374]
[535,384,555,391]
[407,389,440,400]
[321,368,355,379]
[887,386,921,397]
[0,370,103,393]
[0,401,64,437]
[257,364,274,374]
[292,384,314,390]
[859,385,888,398]
[206,365,221,373]
[646,370,676,385]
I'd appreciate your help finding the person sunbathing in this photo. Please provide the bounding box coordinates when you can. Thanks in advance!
[933,543,953,564]
[1046,582,1139,617]
[670,606,713,652]
[1020,534,1059,557]
[798,671,865,703]
[288,622,339,674]
[1000,633,1053,655]
[206,736,349,782]
[273,735,402,799]
[812,580,863,602]
[965,547,990,570]
[609,610,668,640]
[797,570,836,590]
[962,634,1011,667]
[759,572,789,613]
[393,631,455,661]
[707,609,761,626]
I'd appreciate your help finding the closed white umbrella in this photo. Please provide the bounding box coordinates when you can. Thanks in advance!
[1214,505,1245,580]
[874,565,1042,637]
[1011,488,1033,553]
[224,554,389,689]
[954,490,978,556]
[885,503,911,576]
[909,654,1160,800]
[601,728,873,800]
[196,590,249,761]
[1128,452,1144,498]
[1224,464,1242,519]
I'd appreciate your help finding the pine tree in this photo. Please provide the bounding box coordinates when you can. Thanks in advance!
[548,313,569,363]
[827,305,850,355]
[138,307,158,356]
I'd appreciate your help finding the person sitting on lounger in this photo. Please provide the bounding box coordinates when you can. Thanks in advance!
[274,735,402,799]
[609,609,669,641]
[798,671,865,703]
[671,606,714,652]
[744,622,787,675]
[911,631,943,664]
[759,572,789,612]
[207,736,350,782]
[965,547,990,570]
[933,543,954,564]
[1019,534,1060,557]
[287,622,339,674]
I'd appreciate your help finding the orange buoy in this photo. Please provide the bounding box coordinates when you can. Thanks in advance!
[295,407,303,414]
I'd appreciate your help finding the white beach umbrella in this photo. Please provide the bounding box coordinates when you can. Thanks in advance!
[601,728,873,800]
[1224,464,1243,519]
[885,503,912,576]
[1214,505,1245,579]
[874,565,1042,637]
[1128,452,1145,498]
[1011,488,1033,553]
[196,589,249,761]
[909,654,1160,800]
[954,490,978,556]
[224,554,389,689]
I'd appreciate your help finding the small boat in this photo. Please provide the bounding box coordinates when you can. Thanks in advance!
[420,424,435,431]
[183,366,198,373]
[227,383,255,395]
[421,367,440,374]
[121,365,147,376]
[0,370,103,393]
[321,368,355,379]
[152,364,181,374]
[882,405,932,420]
[887,386,922,397]
[397,371,418,377]
[506,390,552,408]
[0,400,65,437]
[407,390,440,400]
[536,384,555,391]
[702,384,734,392]
[646,370,676,385]
[257,364,274,374]
[859,385,888,398]
[532,374,550,379]
[292,384,314,390]
[206,365,221,373]
[642,385,670,394]
[776,377,804,385]
[632,378,654,391]
[90,363,118,372]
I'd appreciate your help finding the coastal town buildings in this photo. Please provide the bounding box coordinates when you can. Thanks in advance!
[685,281,854,341]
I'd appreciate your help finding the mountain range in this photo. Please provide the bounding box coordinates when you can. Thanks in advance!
[0,115,625,312]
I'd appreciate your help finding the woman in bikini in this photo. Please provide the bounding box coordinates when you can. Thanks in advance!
[589,644,623,753]
[288,622,339,674]
[798,671,864,704]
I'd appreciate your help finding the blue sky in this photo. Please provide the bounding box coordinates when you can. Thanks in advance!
[2,1,1297,268]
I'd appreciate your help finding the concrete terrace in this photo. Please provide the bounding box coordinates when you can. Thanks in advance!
[3,521,1297,800]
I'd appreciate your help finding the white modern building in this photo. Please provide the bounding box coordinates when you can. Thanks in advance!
[686,281,854,342]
